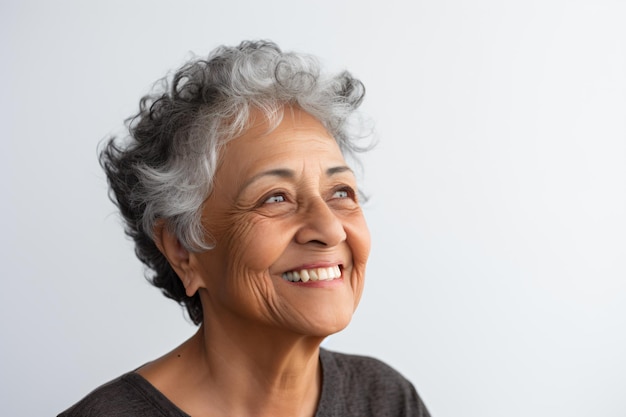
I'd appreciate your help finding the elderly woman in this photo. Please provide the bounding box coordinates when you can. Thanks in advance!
[59,40,430,417]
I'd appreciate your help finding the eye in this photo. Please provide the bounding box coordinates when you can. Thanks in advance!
[264,193,286,204]
[333,189,350,199]
[253,190,294,217]
[330,186,356,201]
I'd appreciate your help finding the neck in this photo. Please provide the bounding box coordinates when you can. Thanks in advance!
[138,302,328,417]
[183,315,325,417]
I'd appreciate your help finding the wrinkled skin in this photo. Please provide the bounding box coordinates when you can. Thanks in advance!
[189,107,371,338]
[143,108,371,417]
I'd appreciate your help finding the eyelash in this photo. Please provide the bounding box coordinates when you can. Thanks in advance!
[331,186,356,200]
[259,185,356,206]
[263,193,287,204]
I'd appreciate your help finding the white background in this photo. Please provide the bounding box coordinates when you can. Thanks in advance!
[1,1,625,416]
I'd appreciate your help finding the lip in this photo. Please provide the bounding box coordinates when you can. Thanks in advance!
[285,276,344,288]
[277,261,345,288]
[282,261,344,274]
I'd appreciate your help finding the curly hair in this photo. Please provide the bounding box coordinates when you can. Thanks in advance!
[100,40,368,325]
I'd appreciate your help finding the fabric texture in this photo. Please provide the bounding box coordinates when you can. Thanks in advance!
[59,349,431,417]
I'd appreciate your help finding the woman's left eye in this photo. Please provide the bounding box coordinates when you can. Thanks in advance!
[333,189,350,199]
[331,187,355,200]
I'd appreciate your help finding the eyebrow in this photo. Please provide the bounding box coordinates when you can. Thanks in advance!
[238,165,354,196]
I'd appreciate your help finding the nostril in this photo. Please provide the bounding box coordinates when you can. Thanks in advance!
[295,201,347,247]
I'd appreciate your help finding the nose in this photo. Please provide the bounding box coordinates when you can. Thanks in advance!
[295,198,347,247]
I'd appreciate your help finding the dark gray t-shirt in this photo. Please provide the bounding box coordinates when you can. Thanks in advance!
[59,349,431,416]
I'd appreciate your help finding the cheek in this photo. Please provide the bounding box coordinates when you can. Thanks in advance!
[344,213,370,307]
[201,214,282,304]
[345,213,371,268]
[222,214,292,273]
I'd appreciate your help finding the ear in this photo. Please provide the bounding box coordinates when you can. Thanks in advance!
[153,221,203,297]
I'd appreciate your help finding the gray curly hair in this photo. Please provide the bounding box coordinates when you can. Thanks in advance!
[100,40,368,324]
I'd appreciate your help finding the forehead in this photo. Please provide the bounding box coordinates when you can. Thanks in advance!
[218,109,346,176]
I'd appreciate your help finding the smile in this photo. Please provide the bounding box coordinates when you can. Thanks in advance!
[281,265,342,283]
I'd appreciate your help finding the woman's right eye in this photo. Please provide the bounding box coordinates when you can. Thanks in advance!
[264,194,286,204]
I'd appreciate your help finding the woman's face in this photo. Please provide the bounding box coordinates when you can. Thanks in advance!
[191,108,370,337]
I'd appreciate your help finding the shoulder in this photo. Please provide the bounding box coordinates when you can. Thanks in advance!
[318,349,431,417]
[321,349,411,391]
[57,373,187,417]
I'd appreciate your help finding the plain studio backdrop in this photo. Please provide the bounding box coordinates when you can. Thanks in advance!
[1,1,625,416]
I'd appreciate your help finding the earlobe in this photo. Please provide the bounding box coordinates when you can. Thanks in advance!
[153,221,202,297]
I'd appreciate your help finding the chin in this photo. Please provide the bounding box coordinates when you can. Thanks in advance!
[299,311,355,338]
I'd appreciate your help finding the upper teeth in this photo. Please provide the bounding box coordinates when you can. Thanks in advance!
[282,266,342,282]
